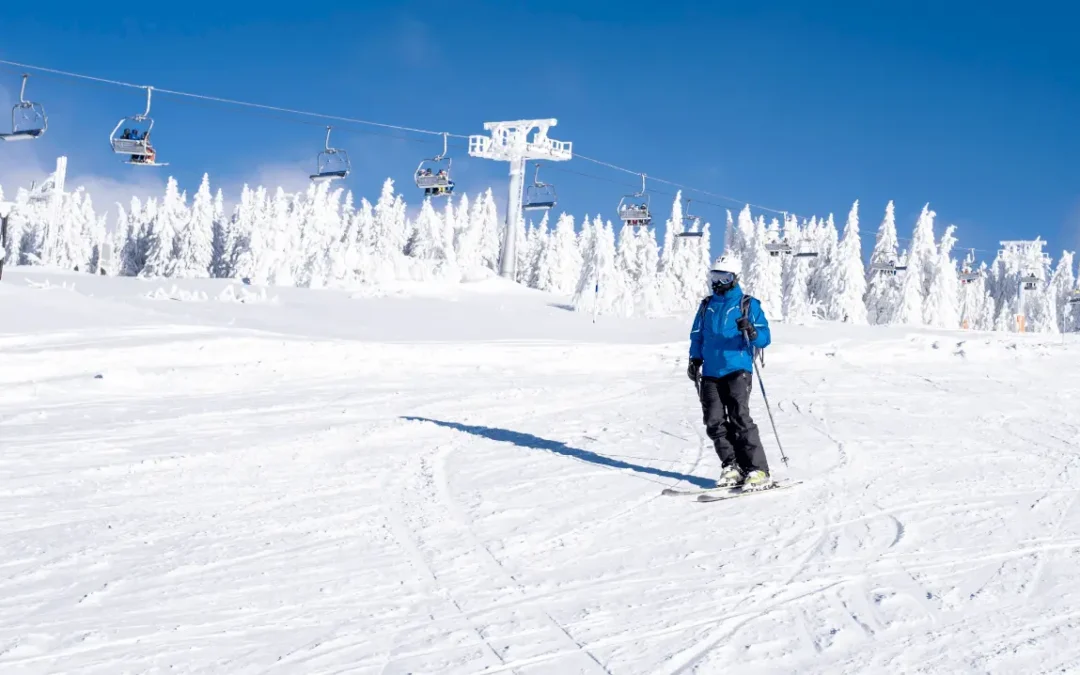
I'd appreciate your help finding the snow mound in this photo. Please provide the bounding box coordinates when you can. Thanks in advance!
[216,284,277,304]
[146,285,209,302]
[143,284,277,304]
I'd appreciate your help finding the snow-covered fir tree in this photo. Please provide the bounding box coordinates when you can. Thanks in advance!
[822,201,868,323]
[891,204,937,325]
[923,225,961,328]
[1049,251,1076,332]
[172,173,215,278]
[865,201,902,325]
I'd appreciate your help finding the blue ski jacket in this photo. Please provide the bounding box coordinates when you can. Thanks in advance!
[689,285,771,379]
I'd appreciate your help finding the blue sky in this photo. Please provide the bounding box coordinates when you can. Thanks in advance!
[1,1,1077,265]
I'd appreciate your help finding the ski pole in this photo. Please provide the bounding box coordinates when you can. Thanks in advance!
[744,332,789,467]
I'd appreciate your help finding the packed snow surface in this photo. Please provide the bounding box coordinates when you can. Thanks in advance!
[2,268,1080,674]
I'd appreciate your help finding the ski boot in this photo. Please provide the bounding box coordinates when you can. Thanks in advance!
[742,470,774,492]
[714,463,744,488]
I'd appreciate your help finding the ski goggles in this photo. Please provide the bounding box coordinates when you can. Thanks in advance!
[709,270,736,285]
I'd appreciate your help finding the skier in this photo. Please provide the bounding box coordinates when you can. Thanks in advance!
[687,254,774,490]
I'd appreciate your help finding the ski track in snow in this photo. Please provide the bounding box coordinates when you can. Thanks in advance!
[2,269,1080,674]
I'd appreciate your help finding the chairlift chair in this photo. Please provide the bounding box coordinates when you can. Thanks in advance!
[870,260,901,275]
[684,198,701,229]
[1021,274,1039,291]
[415,132,454,197]
[618,173,652,226]
[523,163,556,211]
[765,242,793,257]
[0,74,47,142]
[958,249,979,284]
[792,243,819,259]
[109,86,168,166]
[1068,291,1080,305]
[676,199,703,237]
[310,126,350,183]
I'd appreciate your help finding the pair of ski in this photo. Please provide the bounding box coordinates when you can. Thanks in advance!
[662,479,801,502]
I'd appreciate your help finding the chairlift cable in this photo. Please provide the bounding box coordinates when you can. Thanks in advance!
[0,57,1005,257]
[0,59,468,140]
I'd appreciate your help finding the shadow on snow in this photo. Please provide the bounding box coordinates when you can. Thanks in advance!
[402,416,713,488]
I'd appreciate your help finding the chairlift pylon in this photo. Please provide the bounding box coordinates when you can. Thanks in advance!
[109,86,168,166]
[523,162,556,211]
[415,132,454,197]
[618,173,651,227]
[310,126,350,183]
[0,74,47,142]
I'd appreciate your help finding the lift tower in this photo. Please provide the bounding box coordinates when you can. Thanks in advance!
[468,119,572,280]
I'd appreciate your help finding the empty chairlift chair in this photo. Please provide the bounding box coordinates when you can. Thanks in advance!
[415,132,454,198]
[109,86,168,166]
[0,74,47,142]
[310,126,350,183]
[523,163,556,211]
[676,199,703,238]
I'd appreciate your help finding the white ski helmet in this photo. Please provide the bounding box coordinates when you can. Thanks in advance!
[710,254,742,276]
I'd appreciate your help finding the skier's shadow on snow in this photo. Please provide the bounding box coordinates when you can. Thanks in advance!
[402,417,714,488]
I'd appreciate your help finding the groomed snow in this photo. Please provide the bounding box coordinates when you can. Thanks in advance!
[2,269,1079,674]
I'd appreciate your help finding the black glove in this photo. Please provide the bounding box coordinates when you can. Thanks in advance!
[687,358,703,382]
[736,317,757,341]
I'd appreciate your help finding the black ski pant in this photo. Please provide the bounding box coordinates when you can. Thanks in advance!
[698,370,769,474]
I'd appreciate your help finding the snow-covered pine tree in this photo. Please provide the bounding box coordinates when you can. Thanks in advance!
[724,209,734,253]
[1068,274,1080,333]
[141,178,186,277]
[807,214,839,315]
[740,214,781,317]
[478,188,501,273]
[782,234,815,322]
[1049,251,1076,332]
[1023,241,1056,333]
[659,191,684,277]
[535,212,580,294]
[616,224,644,295]
[923,224,961,328]
[891,204,937,325]
[512,211,530,284]
[732,205,754,264]
[407,198,457,280]
[756,216,784,318]
[441,195,461,279]
[573,216,634,316]
[172,173,214,278]
[367,178,409,284]
[823,200,867,323]
[635,226,663,316]
[865,200,902,324]
[522,212,550,289]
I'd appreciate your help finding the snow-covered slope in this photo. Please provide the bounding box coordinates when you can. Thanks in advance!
[2,269,1079,674]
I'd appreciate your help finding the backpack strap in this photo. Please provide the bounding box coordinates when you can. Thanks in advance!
[740,294,765,368]
[695,295,711,322]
